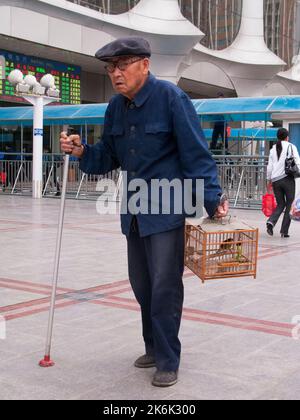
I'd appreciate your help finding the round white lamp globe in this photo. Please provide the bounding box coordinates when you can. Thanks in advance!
[24,75,39,87]
[40,74,55,88]
[8,69,24,85]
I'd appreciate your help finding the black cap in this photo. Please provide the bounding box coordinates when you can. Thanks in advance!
[95,37,151,62]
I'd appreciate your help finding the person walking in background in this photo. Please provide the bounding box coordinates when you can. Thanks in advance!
[266,128,300,238]
[210,93,229,152]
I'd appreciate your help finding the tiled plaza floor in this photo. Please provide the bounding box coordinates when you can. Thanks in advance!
[1,196,300,400]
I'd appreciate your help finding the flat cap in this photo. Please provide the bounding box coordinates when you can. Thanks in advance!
[95,37,151,62]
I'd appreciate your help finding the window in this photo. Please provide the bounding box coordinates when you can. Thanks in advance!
[264,0,300,68]
[179,0,242,50]
[67,0,140,14]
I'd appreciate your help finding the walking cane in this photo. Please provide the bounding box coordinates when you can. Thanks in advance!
[39,131,74,367]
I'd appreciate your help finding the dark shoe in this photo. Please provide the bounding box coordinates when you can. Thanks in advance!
[281,234,290,238]
[55,191,61,197]
[267,223,274,236]
[134,354,156,369]
[152,370,178,387]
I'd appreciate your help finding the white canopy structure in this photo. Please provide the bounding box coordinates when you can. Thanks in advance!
[0,0,300,97]
[273,55,300,95]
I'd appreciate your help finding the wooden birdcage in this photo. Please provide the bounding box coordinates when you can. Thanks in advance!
[185,217,259,283]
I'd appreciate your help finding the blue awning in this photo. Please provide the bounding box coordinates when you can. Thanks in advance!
[194,96,300,122]
[203,127,278,140]
[0,103,108,126]
[0,95,300,126]
[42,103,108,125]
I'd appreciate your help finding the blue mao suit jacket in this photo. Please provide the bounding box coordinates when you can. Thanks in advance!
[79,74,222,237]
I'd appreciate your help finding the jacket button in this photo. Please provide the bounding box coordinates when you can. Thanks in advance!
[130,148,136,155]
[129,103,135,110]
[131,171,136,177]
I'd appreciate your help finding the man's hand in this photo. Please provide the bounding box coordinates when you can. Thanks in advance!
[60,132,84,158]
[214,197,229,219]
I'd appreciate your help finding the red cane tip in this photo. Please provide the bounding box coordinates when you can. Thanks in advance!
[39,355,55,367]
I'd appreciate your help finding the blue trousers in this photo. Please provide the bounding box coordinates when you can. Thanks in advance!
[127,220,185,372]
[211,124,228,150]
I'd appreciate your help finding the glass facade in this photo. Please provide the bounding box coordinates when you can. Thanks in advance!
[180,0,300,65]
[67,0,300,68]
[179,0,242,50]
[68,0,139,13]
[264,0,300,68]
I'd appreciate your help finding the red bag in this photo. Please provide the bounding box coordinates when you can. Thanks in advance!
[262,191,277,217]
[0,172,6,184]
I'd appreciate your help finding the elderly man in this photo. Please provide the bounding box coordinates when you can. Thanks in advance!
[60,37,228,387]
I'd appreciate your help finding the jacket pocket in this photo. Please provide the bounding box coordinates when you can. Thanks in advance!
[145,122,170,134]
[110,124,124,136]
[143,122,171,157]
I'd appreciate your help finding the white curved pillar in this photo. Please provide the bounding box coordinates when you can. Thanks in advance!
[276,55,300,95]
[233,0,273,63]
[105,0,204,83]
[187,0,285,96]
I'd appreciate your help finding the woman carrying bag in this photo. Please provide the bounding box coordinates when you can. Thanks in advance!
[266,128,300,238]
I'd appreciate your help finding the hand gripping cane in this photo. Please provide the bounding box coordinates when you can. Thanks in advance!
[39,129,76,367]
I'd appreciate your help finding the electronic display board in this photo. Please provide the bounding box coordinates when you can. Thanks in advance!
[0,50,81,104]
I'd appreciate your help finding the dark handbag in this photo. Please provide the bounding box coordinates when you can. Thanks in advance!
[285,145,300,178]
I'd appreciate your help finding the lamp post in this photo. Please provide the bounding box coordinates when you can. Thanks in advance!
[7,70,60,199]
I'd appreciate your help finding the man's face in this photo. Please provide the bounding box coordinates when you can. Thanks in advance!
[106,56,150,99]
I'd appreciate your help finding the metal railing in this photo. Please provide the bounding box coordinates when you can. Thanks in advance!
[0,153,268,208]
[215,155,268,209]
[0,154,120,200]
[0,155,33,196]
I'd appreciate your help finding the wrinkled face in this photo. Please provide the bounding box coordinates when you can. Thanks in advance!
[105,56,150,99]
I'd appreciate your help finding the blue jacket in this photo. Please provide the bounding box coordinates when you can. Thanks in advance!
[79,74,222,237]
